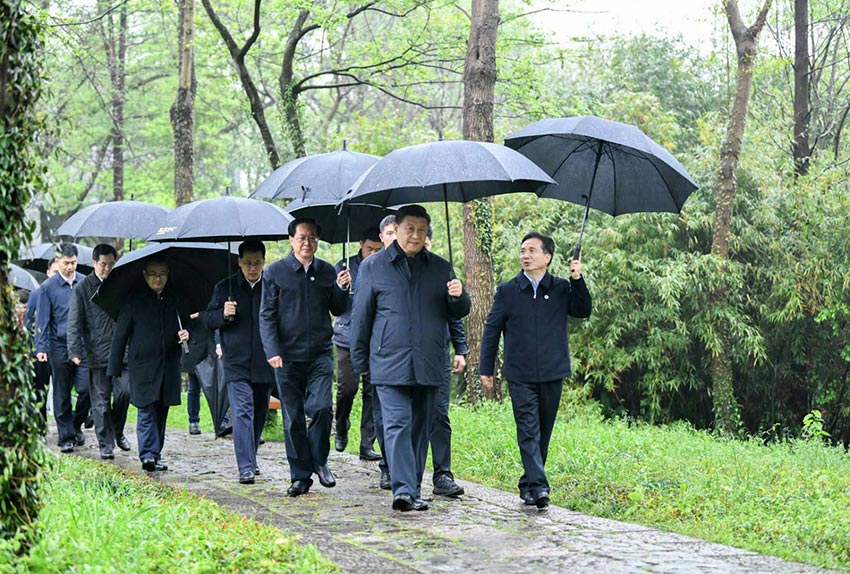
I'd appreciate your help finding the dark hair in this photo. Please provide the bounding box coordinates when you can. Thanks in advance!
[144,257,169,272]
[17,289,30,304]
[56,243,78,259]
[395,204,431,226]
[521,231,555,265]
[360,226,381,243]
[239,240,266,258]
[379,214,396,233]
[92,243,118,262]
[426,225,433,240]
[288,217,321,238]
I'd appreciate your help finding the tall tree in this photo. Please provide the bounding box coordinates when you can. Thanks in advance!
[100,0,128,202]
[171,0,197,205]
[462,0,500,403]
[793,0,810,176]
[710,0,772,434]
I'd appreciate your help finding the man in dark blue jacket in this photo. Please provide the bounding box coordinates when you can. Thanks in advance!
[333,227,383,460]
[351,205,471,512]
[205,240,275,485]
[259,219,349,496]
[479,231,591,510]
[24,259,58,429]
[35,243,90,452]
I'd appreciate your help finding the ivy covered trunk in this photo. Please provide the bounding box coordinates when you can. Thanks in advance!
[0,0,48,541]
[171,0,196,206]
[462,0,500,403]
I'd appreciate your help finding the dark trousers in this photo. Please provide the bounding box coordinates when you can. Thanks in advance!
[376,384,437,499]
[276,351,334,482]
[430,375,453,480]
[33,359,51,431]
[507,380,563,495]
[137,400,169,462]
[227,380,272,475]
[187,371,201,424]
[371,383,388,474]
[334,345,376,449]
[50,358,90,444]
[89,367,130,449]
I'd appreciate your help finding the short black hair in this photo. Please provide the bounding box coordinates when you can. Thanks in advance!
[395,204,431,226]
[521,231,555,266]
[144,257,169,272]
[239,240,266,258]
[360,226,381,243]
[92,243,118,262]
[288,217,321,238]
[426,225,433,240]
[56,243,78,259]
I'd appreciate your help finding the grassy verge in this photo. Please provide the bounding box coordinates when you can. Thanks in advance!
[0,456,336,574]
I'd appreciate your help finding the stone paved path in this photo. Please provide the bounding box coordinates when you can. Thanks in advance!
[58,425,832,574]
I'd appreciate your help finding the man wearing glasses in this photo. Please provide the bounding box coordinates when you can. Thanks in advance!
[259,218,349,496]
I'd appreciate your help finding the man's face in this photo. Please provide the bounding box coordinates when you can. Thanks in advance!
[238,250,265,282]
[359,239,383,260]
[46,261,59,278]
[396,216,429,257]
[56,255,77,279]
[144,261,169,293]
[289,223,319,261]
[94,254,116,280]
[379,224,397,247]
[520,238,551,275]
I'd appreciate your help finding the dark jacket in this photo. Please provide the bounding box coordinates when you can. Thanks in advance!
[181,312,214,374]
[259,252,348,362]
[479,270,591,384]
[205,271,274,383]
[332,252,364,349]
[67,273,115,368]
[448,319,468,356]
[107,286,188,408]
[350,241,471,386]
[35,271,86,362]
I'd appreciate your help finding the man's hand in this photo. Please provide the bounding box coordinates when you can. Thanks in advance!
[569,258,582,280]
[177,329,189,344]
[215,344,223,359]
[268,355,283,368]
[452,355,466,374]
[71,357,81,366]
[480,375,494,392]
[447,278,463,298]
[190,312,200,319]
[337,268,351,289]
[37,352,48,363]
[224,300,237,318]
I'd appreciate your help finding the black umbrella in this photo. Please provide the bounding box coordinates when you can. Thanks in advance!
[16,242,94,274]
[93,242,238,321]
[251,148,380,202]
[193,356,230,437]
[504,115,699,259]
[9,263,40,291]
[57,200,170,241]
[341,140,555,265]
[284,198,396,245]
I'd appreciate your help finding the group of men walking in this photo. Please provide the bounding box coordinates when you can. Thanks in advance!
[26,202,591,513]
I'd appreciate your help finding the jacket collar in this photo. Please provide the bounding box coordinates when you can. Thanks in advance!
[285,251,313,273]
[515,270,552,291]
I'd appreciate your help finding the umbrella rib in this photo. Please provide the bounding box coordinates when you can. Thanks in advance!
[543,136,594,186]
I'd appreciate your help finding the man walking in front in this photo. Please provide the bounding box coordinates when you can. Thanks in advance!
[67,243,131,459]
[479,232,591,510]
[205,240,274,485]
[260,219,348,496]
[351,205,470,512]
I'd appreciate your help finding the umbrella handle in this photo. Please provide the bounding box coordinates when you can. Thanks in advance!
[176,312,190,355]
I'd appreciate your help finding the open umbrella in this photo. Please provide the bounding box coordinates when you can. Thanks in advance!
[9,263,40,291]
[16,242,94,274]
[57,200,170,241]
[504,115,698,259]
[340,140,555,265]
[251,147,380,202]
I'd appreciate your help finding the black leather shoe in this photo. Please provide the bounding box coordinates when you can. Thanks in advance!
[189,422,200,435]
[141,458,156,471]
[334,432,348,453]
[413,498,429,511]
[239,471,255,484]
[216,425,232,437]
[392,493,415,512]
[314,465,336,488]
[533,490,550,510]
[254,467,261,475]
[84,415,94,429]
[359,447,381,461]
[154,462,168,471]
[287,478,313,497]
[433,474,464,497]
[74,431,86,446]
[116,435,131,451]
[100,448,114,460]
[59,442,74,453]
[379,470,392,490]
[520,490,535,505]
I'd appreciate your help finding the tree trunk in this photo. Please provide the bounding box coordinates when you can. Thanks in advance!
[710,0,772,434]
[101,0,127,203]
[793,0,810,177]
[462,0,500,404]
[279,10,309,158]
[171,0,196,206]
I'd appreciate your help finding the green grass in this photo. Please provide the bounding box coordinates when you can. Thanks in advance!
[0,456,337,574]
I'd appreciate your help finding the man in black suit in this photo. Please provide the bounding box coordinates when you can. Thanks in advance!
[479,231,591,510]
[108,258,190,471]
[205,240,274,485]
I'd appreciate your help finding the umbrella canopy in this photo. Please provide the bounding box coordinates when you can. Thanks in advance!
[505,115,699,257]
[251,149,380,202]
[148,196,293,243]
[193,356,231,437]
[57,200,171,240]
[9,263,40,291]
[93,242,238,321]
[16,242,94,274]
[285,198,395,245]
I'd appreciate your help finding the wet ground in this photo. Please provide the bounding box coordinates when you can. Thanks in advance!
[56,425,832,574]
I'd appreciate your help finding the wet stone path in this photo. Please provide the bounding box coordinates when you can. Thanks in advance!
[58,424,831,574]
